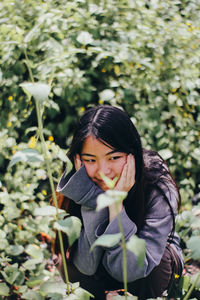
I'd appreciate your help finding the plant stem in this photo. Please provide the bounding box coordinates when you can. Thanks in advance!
[24,50,71,294]
[115,203,128,300]
[183,272,200,300]
[35,100,70,293]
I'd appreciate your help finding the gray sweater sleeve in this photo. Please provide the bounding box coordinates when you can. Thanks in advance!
[99,185,179,282]
[73,206,109,275]
[56,165,103,209]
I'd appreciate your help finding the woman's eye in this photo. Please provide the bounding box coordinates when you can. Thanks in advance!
[110,156,121,161]
[83,159,95,163]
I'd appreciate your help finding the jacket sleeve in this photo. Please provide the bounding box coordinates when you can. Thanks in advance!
[73,206,109,275]
[99,184,179,282]
[57,165,108,274]
[56,165,103,209]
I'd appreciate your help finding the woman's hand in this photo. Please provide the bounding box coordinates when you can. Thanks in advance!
[114,154,135,192]
[74,154,82,171]
[109,154,135,222]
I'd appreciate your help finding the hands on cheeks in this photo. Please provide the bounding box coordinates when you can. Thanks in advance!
[114,154,136,193]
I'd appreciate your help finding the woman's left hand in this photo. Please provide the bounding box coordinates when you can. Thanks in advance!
[109,154,135,222]
[114,154,136,192]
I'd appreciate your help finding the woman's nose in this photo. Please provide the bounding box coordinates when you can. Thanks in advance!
[98,162,110,176]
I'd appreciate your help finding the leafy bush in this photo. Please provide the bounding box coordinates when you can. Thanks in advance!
[0,0,200,298]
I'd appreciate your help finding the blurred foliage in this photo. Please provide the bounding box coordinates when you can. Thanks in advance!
[0,0,200,298]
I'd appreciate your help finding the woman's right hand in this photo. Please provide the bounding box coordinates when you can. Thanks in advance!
[74,154,82,171]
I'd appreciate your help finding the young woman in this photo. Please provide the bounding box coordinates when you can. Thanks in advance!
[54,105,184,299]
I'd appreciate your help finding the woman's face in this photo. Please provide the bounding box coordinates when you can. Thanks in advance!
[80,135,127,190]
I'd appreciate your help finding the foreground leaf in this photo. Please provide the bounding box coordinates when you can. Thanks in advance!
[97,190,127,211]
[21,289,44,300]
[20,82,50,103]
[33,205,67,217]
[186,236,200,260]
[54,216,82,246]
[25,244,43,260]
[126,235,146,268]
[40,280,67,296]
[90,233,122,252]
[0,282,9,296]
[9,149,44,168]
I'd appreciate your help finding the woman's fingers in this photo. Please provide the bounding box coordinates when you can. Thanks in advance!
[115,154,135,192]
[74,154,82,171]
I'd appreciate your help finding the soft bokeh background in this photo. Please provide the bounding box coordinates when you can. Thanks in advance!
[0,0,199,298]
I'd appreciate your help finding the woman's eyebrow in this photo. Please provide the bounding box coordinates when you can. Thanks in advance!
[105,150,118,156]
[80,153,96,157]
[80,150,121,157]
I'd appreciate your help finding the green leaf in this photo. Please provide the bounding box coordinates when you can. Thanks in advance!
[40,280,67,296]
[53,216,82,246]
[22,258,42,270]
[9,149,44,168]
[20,82,50,103]
[186,236,200,260]
[1,266,21,285]
[97,190,127,211]
[178,275,191,292]
[6,245,24,256]
[190,272,200,289]
[25,244,43,260]
[21,289,44,300]
[90,233,122,252]
[77,31,93,45]
[33,205,66,217]
[73,286,94,299]
[158,149,173,160]
[99,172,119,189]
[99,89,115,101]
[26,275,46,288]
[126,235,146,268]
[0,283,9,296]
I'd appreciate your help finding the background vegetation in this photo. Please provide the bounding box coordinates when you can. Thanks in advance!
[0,0,199,299]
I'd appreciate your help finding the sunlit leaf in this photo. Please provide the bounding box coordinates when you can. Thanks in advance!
[0,283,9,296]
[20,82,50,103]
[90,233,122,252]
[25,244,43,260]
[53,216,82,246]
[186,236,200,260]
[40,280,67,295]
[6,245,24,256]
[158,149,173,160]
[97,190,127,211]
[99,172,119,189]
[99,89,115,101]
[126,235,146,268]
[26,275,46,288]
[33,205,67,217]
[9,149,44,168]
[21,289,44,300]
[22,258,42,270]
[77,31,93,45]
[190,272,200,289]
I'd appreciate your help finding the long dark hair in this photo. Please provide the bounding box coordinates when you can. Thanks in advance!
[67,105,180,234]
